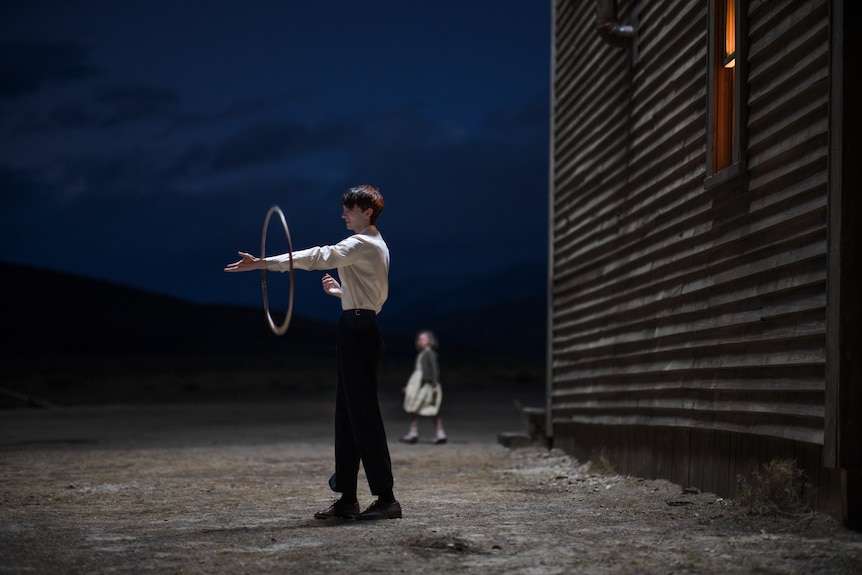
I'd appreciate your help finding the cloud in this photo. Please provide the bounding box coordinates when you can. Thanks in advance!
[478,97,550,137]
[10,81,181,133]
[166,98,275,131]
[209,117,361,174]
[46,154,157,200]
[160,143,212,181]
[0,41,101,99]
[94,83,180,127]
[210,121,313,172]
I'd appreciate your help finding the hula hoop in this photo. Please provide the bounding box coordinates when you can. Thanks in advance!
[260,205,294,336]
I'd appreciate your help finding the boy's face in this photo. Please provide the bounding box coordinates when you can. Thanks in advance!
[342,204,372,232]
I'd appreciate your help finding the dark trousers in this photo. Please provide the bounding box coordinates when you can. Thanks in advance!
[332,310,393,499]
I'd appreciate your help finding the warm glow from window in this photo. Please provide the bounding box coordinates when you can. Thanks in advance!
[712,0,736,172]
[724,0,736,68]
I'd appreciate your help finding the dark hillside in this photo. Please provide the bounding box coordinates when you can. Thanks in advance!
[1,263,546,406]
[2,262,338,369]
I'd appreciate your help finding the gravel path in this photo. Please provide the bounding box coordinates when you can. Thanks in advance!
[2,394,861,574]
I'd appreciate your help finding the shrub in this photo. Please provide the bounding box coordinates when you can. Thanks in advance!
[736,458,809,515]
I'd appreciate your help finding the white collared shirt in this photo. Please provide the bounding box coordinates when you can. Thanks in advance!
[264,226,389,313]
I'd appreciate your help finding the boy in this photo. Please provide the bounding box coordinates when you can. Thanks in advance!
[224,184,400,520]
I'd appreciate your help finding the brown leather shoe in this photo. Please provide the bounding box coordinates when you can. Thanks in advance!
[313,499,360,520]
[356,499,402,520]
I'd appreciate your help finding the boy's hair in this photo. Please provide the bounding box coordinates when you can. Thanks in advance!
[342,185,384,224]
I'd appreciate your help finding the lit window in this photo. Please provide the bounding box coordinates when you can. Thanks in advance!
[712,0,736,172]
[724,0,736,68]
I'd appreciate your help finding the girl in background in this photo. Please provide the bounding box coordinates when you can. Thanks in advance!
[400,330,446,445]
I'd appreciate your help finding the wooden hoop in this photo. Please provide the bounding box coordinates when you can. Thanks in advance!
[260,205,294,336]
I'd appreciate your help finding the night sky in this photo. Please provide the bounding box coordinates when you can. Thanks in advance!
[1,1,550,325]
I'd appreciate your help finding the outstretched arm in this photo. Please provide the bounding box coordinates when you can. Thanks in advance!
[224,251,267,272]
[321,273,342,298]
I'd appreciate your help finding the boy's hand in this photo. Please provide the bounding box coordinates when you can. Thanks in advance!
[322,273,342,298]
[224,251,263,272]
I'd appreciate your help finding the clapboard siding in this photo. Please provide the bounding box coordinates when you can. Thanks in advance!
[550,0,832,506]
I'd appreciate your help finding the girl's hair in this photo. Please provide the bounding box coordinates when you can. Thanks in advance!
[416,330,438,349]
[342,184,384,224]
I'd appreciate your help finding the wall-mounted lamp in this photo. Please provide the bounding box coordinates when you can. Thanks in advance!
[595,0,635,48]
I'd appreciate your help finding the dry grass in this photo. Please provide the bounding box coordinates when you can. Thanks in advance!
[736,458,810,516]
[587,446,616,475]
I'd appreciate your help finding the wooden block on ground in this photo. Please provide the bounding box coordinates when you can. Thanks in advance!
[498,432,532,448]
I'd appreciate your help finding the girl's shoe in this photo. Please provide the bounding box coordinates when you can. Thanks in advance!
[433,436,448,445]
[400,435,418,444]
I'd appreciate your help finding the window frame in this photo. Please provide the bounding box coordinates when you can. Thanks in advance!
[706,0,748,184]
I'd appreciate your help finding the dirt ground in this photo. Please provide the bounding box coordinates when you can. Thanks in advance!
[2,389,861,575]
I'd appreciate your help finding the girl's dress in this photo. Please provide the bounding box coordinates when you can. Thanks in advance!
[402,348,442,416]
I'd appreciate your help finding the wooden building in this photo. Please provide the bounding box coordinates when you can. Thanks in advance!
[547,0,860,527]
